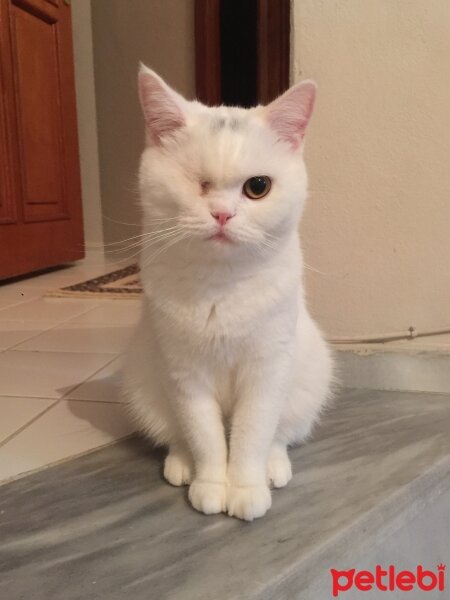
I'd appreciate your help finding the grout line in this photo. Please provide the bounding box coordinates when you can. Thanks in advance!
[4,320,75,352]
[0,289,48,312]
[0,393,66,400]
[0,392,59,400]
[12,347,120,355]
[1,315,133,354]
[56,304,106,324]
[0,354,121,402]
[0,299,102,325]
[60,398,124,405]
[0,354,125,449]
[0,398,62,449]
[0,296,50,314]
[60,353,122,399]
[0,277,104,321]
[0,298,33,312]
[0,393,123,403]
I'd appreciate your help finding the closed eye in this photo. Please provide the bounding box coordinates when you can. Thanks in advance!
[200,181,211,195]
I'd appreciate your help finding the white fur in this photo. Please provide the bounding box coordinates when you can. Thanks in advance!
[123,66,333,521]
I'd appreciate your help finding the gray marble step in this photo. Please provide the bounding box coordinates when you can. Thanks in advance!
[0,389,449,600]
[337,347,450,393]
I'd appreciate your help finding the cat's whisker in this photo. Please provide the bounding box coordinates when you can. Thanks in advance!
[147,225,185,236]
[103,234,151,248]
[138,229,188,256]
[103,234,166,253]
[260,236,277,248]
[147,216,180,223]
[303,263,326,275]
[142,232,189,266]
[106,226,185,255]
[104,245,146,262]
[103,215,142,227]
[143,228,186,246]
[104,242,147,255]
[103,224,186,253]
[232,229,276,251]
[103,239,148,254]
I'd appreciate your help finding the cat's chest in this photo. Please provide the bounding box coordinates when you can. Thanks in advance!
[171,296,253,341]
[147,265,297,352]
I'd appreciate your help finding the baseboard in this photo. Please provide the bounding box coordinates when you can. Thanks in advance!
[72,244,108,265]
[336,347,450,393]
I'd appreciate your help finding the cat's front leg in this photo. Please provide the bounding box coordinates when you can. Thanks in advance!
[227,356,290,521]
[172,385,228,515]
[164,443,193,487]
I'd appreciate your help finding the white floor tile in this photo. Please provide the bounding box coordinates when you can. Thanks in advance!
[0,396,54,443]
[70,300,141,325]
[0,321,57,351]
[0,286,41,301]
[67,357,124,402]
[0,400,135,482]
[15,322,132,354]
[0,297,98,323]
[0,264,105,288]
[32,268,111,288]
[0,299,17,311]
[0,350,113,398]
[0,286,46,310]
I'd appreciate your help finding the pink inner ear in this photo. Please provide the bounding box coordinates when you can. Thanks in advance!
[267,82,316,150]
[138,72,185,144]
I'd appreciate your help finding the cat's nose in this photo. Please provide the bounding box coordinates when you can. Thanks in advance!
[210,211,235,227]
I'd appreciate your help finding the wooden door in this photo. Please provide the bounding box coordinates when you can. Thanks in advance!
[0,0,84,280]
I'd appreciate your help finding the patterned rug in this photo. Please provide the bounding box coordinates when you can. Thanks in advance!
[47,264,143,299]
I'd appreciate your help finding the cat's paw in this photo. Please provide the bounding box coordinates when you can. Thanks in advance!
[188,480,227,515]
[227,484,272,521]
[267,455,292,489]
[164,452,192,486]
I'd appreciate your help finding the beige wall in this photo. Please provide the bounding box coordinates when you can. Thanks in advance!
[71,0,104,248]
[91,0,195,247]
[293,0,450,339]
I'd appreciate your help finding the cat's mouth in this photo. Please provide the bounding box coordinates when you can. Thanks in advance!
[208,231,233,244]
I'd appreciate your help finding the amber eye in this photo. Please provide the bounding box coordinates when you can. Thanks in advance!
[243,176,272,200]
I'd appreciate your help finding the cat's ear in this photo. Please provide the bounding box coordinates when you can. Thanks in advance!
[138,64,187,145]
[265,80,317,150]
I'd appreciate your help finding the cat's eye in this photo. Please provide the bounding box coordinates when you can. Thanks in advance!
[243,176,272,200]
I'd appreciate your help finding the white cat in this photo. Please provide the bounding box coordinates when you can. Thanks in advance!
[123,65,333,521]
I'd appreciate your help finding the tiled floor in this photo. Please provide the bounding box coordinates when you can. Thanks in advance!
[0,259,139,485]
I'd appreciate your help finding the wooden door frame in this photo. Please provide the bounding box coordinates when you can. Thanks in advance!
[195,0,221,105]
[195,0,290,106]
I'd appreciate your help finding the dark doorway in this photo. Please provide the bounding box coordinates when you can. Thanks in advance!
[195,0,290,107]
[220,0,258,107]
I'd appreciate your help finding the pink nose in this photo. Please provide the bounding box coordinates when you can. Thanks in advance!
[211,211,235,227]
